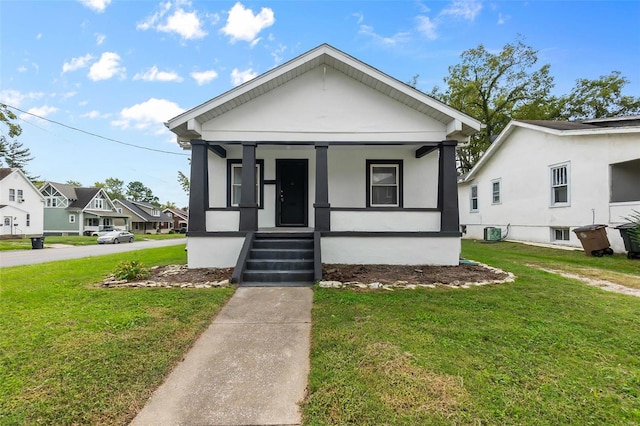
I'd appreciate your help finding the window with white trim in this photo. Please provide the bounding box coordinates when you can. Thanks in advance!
[550,163,570,205]
[17,189,23,201]
[9,189,15,201]
[69,214,76,223]
[367,160,402,207]
[551,227,570,241]
[26,214,30,226]
[470,185,478,211]
[228,160,263,208]
[491,179,501,204]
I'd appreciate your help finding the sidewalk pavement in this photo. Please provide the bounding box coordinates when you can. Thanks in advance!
[130,286,313,426]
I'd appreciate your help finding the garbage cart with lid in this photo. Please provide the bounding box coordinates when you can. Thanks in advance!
[30,236,45,250]
[572,224,613,257]
[615,223,640,259]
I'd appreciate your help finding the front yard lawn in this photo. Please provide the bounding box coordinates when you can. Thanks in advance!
[0,245,233,425]
[303,240,640,425]
[0,233,185,251]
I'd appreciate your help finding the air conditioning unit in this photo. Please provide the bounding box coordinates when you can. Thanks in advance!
[18,198,24,203]
[484,227,502,242]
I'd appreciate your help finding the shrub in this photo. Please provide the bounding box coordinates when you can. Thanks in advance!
[113,260,150,281]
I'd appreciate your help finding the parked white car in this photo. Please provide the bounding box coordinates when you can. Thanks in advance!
[97,230,134,244]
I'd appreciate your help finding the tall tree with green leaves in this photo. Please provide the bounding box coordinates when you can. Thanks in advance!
[430,38,554,173]
[95,177,125,200]
[559,71,640,120]
[1,104,34,177]
[126,181,159,205]
[177,171,190,196]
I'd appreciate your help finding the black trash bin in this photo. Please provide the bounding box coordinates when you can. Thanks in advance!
[30,236,45,249]
[572,224,613,257]
[615,223,640,259]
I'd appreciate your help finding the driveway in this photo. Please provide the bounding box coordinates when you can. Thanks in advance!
[0,238,187,267]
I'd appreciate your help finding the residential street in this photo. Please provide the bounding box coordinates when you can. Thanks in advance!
[0,238,186,267]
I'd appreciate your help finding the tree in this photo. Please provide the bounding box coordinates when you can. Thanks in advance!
[96,177,125,200]
[177,171,190,196]
[126,181,159,205]
[1,104,34,177]
[430,37,554,173]
[0,104,22,139]
[559,71,640,120]
[66,179,82,186]
[162,201,177,210]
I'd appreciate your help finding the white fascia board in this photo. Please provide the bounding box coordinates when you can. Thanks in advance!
[461,121,519,182]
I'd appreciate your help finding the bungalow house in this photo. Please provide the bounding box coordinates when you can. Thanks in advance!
[163,207,188,232]
[40,182,128,235]
[458,117,640,253]
[113,199,172,234]
[166,44,481,284]
[0,168,45,238]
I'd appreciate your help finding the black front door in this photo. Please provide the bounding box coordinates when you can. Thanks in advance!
[276,159,308,226]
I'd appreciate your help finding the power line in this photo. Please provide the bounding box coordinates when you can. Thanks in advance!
[4,104,189,157]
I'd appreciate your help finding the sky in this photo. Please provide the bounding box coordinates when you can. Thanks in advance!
[1,0,639,208]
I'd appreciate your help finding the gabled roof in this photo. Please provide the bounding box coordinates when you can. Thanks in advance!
[114,199,172,223]
[167,43,481,147]
[0,168,13,180]
[1,168,46,200]
[461,119,640,183]
[163,207,188,220]
[42,182,114,210]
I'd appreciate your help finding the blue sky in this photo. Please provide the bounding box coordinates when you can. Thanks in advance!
[1,0,639,207]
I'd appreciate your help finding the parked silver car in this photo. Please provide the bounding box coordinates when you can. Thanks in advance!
[97,230,134,244]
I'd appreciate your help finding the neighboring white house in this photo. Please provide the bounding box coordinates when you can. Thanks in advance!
[0,168,45,237]
[166,43,481,277]
[458,117,640,253]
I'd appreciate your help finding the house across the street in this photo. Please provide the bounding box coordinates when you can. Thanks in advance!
[163,207,188,233]
[0,168,45,238]
[40,182,129,236]
[458,116,640,253]
[166,44,481,284]
[113,199,172,234]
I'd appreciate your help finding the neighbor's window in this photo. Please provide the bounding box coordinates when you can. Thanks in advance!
[552,227,570,241]
[367,160,403,207]
[17,189,23,200]
[9,189,15,201]
[470,185,479,211]
[551,163,570,205]
[228,160,263,208]
[491,179,501,204]
[26,214,30,226]
[69,214,76,223]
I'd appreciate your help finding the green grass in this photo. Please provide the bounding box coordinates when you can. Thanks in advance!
[0,233,185,251]
[302,240,640,425]
[0,245,233,425]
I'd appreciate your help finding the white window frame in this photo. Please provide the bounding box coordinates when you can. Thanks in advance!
[551,227,570,242]
[491,179,501,204]
[230,163,261,207]
[550,162,570,206]
[368,162,401,208]
[470,185,479,212]
[69,214,76,224]
[9,189,15,201]
[26,214,30,227]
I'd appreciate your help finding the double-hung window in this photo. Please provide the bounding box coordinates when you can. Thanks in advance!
[470,185,478,211]
[367,160,403,207]
[491,179,501,204]
[9,189,15,201]
[228,160,264,208]
[550,163,570,205]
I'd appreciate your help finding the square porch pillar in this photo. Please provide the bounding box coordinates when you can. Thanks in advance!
[438,140,460,233]
[314,143,330,231]
[239,142,258,231]
[188,140,208,233]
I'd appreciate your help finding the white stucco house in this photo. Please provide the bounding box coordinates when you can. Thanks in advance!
[0,168,45,238]
[167,44,481,285]
[458,117,640,253]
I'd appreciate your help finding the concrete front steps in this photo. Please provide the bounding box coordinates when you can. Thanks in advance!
[240,232,315,287]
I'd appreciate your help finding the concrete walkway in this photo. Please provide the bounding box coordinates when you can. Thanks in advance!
[131,286,313,426]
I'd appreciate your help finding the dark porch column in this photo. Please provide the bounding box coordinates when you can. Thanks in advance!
[314,143,330,231]
[438,140,460,232]
[239,142,258,231]
[188,140,208,233]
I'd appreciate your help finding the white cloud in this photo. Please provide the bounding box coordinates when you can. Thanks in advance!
[497,13,510,24]
[138,2,206,40]
[95,33,106,45]
[62,54,94,73]
[78,0,111,13]
[222,2,275,44]
[0,89,44,107]
[81,110,104,119]
[231,68,257,86]
[353,12,364,24]
[36,33,42,40]
[88,52,125,81]
[440,0,483,21]
[133,66,184,82]
[19,105,58,123]
[359,25,411,46]
[111,98,184,134]
[270,44,287,65]
[17,66,28,73]
[416,16,438,40]
[191,70,219,85]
